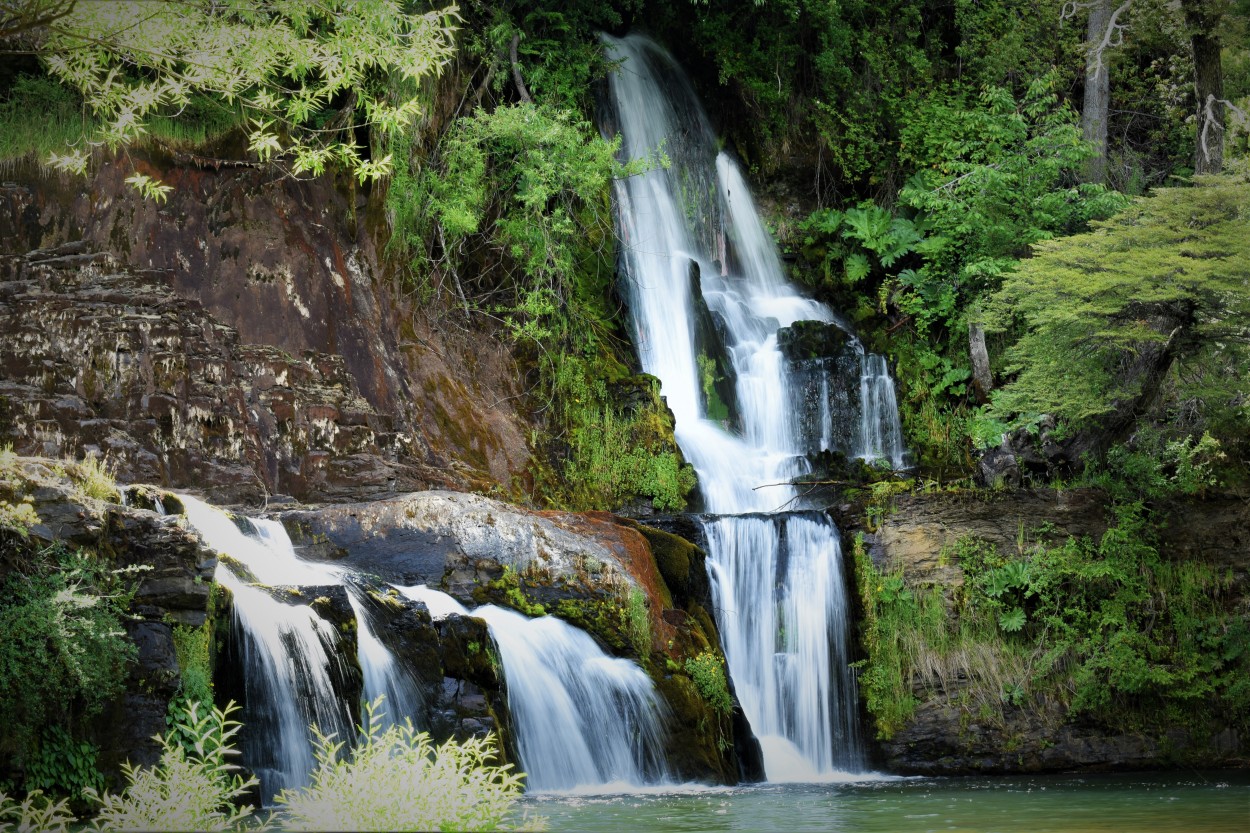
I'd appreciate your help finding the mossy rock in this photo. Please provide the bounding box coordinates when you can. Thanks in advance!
[654,672,735,783]
[552,596,631,655]
[623,522,700,605]
[776,320,850,362]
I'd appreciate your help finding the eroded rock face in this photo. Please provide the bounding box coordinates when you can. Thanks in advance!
[857,487,1250,773]
[0,247,450,503]
[0,153,531,502]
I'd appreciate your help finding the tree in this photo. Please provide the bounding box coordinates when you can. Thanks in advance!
[3,0,459,193]
[1181,0,1232,173]
[1061,0,1134,184]
[0,0,75,41]
[989,169,1250,441]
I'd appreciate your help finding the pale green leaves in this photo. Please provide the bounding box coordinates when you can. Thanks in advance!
[990,170,1250,426]
[37,0,460,195]
[124,173,173,202]
[274,696,535,832]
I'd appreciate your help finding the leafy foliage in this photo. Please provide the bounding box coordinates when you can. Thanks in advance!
[273,697,536,832]
[390,100,692,511]
[0,542,137,774]
[20,727,104,807]
[852,534,1027,739]
[71,454,119,503]
[85,701,258,833]
[684,651,733,716]
[0,789,76,833]
[989,170,1250,436]
[26,0,458,188]
[856,492,1250,742]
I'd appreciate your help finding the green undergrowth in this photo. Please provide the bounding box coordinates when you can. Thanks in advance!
[2,695,536,832]
[854,499,1250,743]
[0,539,140,800]
[684,651,733,717]
[387,100,692,512]
[0,73,244,165]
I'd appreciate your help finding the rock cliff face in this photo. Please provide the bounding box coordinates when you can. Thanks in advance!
[0,153,531,503]
[857,487,1250,774]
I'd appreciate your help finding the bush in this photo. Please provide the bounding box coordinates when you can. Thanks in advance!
[85,700,258,833]
[684,651,733,716]
[73,455,119,503]
[0,542,137,774]
[0,789,76,833]
[273,697,537,832]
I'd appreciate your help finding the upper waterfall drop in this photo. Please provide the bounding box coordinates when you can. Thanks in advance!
[602,32,905,780]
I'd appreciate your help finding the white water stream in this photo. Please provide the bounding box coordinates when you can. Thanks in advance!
[397,585,670,793]
[603,33,909,779]
[180,496,668,796]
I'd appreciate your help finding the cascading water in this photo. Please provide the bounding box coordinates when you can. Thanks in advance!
[602,33,909,780]
[180,494,667,796]
[180,497,422,798]
[181,497,356,797]
[397,585,670,793]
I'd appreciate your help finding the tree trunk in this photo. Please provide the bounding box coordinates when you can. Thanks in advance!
[510,33,533,105]
[1190,31,1225,173]
[1182,0,1226,174]
[1082,0,1113,184]
[968,321,993,404]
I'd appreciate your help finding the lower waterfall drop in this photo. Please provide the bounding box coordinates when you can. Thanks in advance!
[397,585,670,793]
[180,496,423,798]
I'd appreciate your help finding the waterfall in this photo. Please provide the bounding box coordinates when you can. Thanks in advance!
[602,33,905,779]
[180,493,668,796]
[397,585,670,793]
[855,349,910,469]
[180,497,422,798]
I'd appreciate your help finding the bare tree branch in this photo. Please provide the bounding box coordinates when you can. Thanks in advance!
[0,0,77,42]
[509,32,532,105]
[1089,0,1133,81]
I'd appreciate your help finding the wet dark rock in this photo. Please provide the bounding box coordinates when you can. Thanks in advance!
[776,320,849,362]
[688,259,739,427]
[277,491,743,783]
[976,443,1021,489]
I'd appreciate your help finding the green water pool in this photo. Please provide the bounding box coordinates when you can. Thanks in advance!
[521,770,1250,832]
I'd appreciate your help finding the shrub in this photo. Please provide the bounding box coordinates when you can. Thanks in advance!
[85,701,259,833]
[684,651,733,716]
[273,697,537,832]
[0,543,137,771]
[625,587,651,659]
[0,789,76,833]
[72,455,119,503]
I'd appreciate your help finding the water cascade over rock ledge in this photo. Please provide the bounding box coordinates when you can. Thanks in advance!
[177,489,739,797]
[601,33,911,781]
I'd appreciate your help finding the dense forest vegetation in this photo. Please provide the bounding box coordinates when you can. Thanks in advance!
[1,0,1246,498]
[1,0,1248,825]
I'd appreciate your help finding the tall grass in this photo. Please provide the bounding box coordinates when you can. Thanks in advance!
[0,73,244,165]
[852,535,1032,739]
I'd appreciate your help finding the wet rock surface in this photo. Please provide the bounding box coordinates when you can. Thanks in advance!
[0,156,531,503]
[278,491,743,783]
